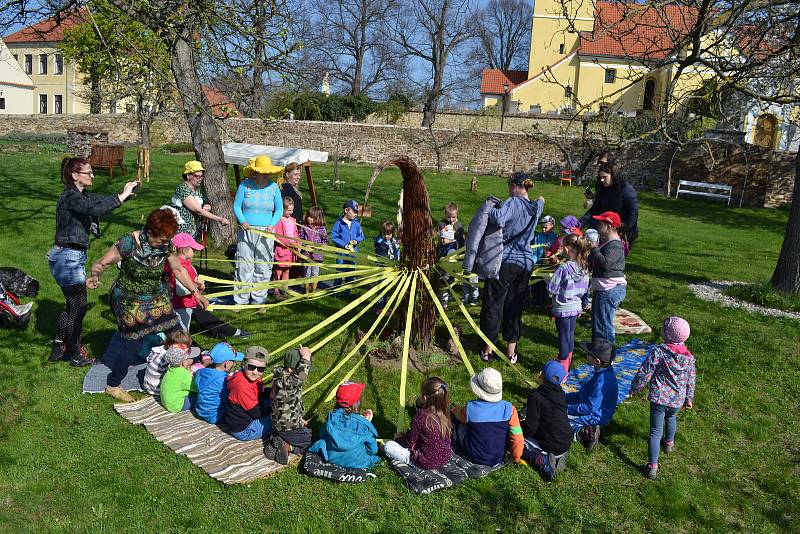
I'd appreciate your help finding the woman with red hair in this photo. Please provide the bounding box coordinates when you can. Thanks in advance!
[88,208,209,402]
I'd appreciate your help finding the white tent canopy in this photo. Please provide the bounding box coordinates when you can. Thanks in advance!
[221,143,329,167]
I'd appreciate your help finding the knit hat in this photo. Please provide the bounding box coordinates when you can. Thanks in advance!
[336,381,365,407]
[246,345,269,362]
[284,348,302,369]
[559,215,580,230]
[662,316,690,344]
[542,360,567,385]
[579,338,615,363]
[165,346,191,367]
[470,367,503,403]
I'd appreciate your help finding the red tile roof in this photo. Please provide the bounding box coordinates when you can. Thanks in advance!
[480,69,528,94]
[3,10,87,44]
[579,2,698,60]
[202,86,238,118]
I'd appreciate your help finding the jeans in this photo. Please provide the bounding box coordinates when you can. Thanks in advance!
[234,227,274,305]
[231,416,273,441]
[555,315,578,360]
[591,284,626,344]
[181,394,197,412]
[383,440,412,464]
[461,274,479,303]
[48,245,87,287]
[648,402,679,465]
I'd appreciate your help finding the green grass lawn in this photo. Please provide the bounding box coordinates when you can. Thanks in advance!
[0,142,798,533]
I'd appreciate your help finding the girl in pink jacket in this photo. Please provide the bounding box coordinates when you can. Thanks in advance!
[272,196,299,299]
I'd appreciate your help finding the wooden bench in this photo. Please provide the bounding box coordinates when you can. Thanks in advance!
[675,180,732,205]
[90,144,126,178]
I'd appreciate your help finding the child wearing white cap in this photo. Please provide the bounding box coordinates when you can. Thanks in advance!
[451,368,524,466]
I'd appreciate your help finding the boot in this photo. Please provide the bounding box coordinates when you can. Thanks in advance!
[559,352,573,380]
[105,386,135,403]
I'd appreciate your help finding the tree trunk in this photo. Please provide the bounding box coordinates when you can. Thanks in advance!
[90,71,102,114]
[770,149,800,294]
[171,36,235,245]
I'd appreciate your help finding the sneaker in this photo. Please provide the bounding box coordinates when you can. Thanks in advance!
[509,352,518,364]
[479,351,493,362]
[469,297,479,306]
[534,451,554,481]
[263,439,276,461]
[77,344,96,364]
[105,386,135,403]
[48,341,64,362]
[579,425,600,452]
[662,440,675,454]
[233,330,251,339]
[551,452,568,478]
[273,436,290,465]
[644,463,658,479]
[69,354,95,367]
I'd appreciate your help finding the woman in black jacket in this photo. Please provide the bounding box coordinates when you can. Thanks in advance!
[48,157,139,366]
[580,162,639,248]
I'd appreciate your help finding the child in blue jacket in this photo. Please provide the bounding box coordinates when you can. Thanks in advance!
[331,200,365,290]
[307,382,380,469]
[566,338,619,452]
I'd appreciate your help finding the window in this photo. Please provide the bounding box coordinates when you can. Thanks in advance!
[643,79,656,110]
[24,54,32,74]
[39,54,48,74]
[54,95,63,114]
[0,98,5,110]
[559,43,565,54]
[55,54,64,75]
[604,69,616,83]
[565,84,572,97]
[12,53,18,62]
[39,94,48,114]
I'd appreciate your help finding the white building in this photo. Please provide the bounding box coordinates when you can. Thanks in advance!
[0,38,35,113]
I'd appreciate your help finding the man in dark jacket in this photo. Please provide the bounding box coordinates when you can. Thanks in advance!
[522,360,573,481]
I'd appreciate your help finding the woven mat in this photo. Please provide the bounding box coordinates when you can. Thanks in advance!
[114,397,299,484]
[614,308,652,335]
[563,338,651,403]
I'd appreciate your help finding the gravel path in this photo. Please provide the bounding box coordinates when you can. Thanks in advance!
[688,280,800,320]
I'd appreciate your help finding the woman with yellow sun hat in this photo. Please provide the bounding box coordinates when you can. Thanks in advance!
[232,155,285,305]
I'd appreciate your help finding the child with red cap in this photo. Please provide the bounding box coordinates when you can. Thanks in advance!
[307,382,380,469]
[166,232,250,339]
[629,316,696,479]
[586,211,626,345]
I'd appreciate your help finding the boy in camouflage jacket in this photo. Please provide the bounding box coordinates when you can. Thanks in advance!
[265,346,314,464]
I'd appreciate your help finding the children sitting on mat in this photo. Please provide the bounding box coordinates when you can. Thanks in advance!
[547,234,590,374]
[451,368,523,466]
[566,338,619,451]
[265,346,314,465]
[521,360,573,481]
[225,345,273,443]
[273,197,299,300]
[307,381,380,469]
[629,317,696,480]
[193,342,244,424]
[160,345,197,413]
[384,377,453,470]
[143,331,184,395]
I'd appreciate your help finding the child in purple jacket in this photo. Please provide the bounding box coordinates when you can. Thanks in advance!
[298,206,328,294]
[547,234,590,375]
[629,316,696,479]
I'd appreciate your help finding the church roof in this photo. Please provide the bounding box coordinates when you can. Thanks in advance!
[578,1,698,60]
[3,10,87,44]
[480,69,529,95]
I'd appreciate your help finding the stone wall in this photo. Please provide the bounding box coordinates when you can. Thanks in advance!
[0,113,794,207]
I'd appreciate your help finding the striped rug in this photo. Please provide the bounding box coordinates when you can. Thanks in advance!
[114,397,299,484]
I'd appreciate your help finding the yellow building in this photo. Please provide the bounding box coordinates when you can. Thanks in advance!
[3,12,93,114]
[481,1,702,116]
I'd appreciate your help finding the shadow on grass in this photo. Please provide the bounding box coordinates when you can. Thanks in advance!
[641,195,788,233]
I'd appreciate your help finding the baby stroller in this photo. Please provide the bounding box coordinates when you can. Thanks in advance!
[0,282,33,328]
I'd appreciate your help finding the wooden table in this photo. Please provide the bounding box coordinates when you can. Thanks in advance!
[221,143,329,206]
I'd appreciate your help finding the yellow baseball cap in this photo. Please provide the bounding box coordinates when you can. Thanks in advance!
[183,160,205,175]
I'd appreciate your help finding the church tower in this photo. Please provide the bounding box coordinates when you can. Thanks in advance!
[528,0,595,74]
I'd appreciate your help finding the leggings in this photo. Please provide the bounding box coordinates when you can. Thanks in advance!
[56,283,88,358]
[554,315,578,360]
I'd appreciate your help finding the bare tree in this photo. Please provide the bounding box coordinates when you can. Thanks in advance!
[393,0,477,127]
[303,0,402,96]
[471,0,532,71]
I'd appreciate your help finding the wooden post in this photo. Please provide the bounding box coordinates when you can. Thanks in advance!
[234,164,242,187]
[137,146,151,182]
[304,162,318,206]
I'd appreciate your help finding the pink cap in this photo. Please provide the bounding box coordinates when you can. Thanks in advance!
[172,232,204,250]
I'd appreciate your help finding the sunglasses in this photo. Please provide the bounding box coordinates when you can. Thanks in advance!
[246,363,266,373]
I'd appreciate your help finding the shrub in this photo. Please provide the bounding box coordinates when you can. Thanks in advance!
[160,142,194,153]
[293,93,323,121]
[342,94,378,121]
